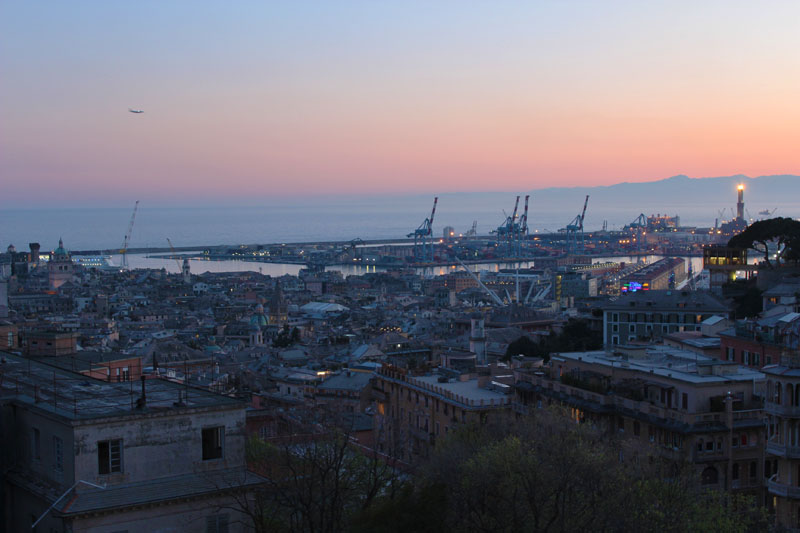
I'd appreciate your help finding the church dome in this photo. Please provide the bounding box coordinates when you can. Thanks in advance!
[53,238,69,258]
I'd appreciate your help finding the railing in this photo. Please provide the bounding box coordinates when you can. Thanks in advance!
[766,439,800,459]
[765,401,800,418]
[767,474,800,499]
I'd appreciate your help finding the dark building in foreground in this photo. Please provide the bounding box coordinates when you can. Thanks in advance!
[0,352,262,532]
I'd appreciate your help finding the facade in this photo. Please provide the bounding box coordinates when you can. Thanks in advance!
[703,246,755,292]
[372,365,513,462]
[515,347,765,498]
[0,352,262,532]
[764,355,800,528]
[620,257,686,293]
[48,239,74,290]
[719,313,800,370]
[603,290,730,346]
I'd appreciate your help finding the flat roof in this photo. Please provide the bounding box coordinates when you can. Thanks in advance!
[553,348,763,385]
[0,351,242,422]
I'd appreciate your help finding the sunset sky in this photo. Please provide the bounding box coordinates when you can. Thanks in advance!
[2,1,799,207]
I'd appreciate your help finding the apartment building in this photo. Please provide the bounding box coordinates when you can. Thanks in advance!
[764,353,800,529]
[603,290,730,345]
[372,365,513,462]
[514,346,765,498]
[0,352,262,532]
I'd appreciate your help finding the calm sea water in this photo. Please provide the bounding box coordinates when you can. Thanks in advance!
[2,193,796,252]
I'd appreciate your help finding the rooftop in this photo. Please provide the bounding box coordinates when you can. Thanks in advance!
[0,351,241,421]
[553,347,764,385]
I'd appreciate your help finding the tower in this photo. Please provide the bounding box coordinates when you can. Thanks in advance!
[48,238,74,289]
[736,184,745,221]
[469,313,487,365]
[269,282,288,326]
[182,258,191,284]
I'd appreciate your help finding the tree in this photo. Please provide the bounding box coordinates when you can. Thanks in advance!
[240,410,403,533]
[728,217,800,268]
[354,408,770,532]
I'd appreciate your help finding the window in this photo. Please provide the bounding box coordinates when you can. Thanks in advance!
[633,421,640,436]
[732,463,739,480]
[53,436,63,472]
[32,428,41,461]
[98,439,123,474]
[202,427,224,460]
[682,393,688,410]
[726,347,735,362]
[206,513,229,533]
[750,461,757,479]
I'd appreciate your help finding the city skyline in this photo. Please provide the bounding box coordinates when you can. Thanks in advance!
[2,1,800,207]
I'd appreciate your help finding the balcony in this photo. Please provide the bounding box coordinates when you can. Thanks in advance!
[765,401,800,418]
[767,475,800,499]
[766,439,800,459]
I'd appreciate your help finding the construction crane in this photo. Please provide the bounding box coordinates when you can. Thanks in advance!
[166,238,183,272]
[407,197,438,262]
[562,195,589,253]
[120,200,139,269]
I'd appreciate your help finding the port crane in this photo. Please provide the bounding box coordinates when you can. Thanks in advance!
[120,200,139,269]
[562,195,589,253]
[514,195,530,257]
[492,196,523,257]
[407,197,438,262]
[625,213,647,251]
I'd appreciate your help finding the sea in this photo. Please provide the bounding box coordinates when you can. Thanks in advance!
[4,193,789,252]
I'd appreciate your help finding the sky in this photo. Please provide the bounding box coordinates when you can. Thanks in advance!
[2,1,800,207]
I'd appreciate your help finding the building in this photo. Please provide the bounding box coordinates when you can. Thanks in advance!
[48,239,74,290]
[0,352,262,532]
[620,257,686,293]
[515,347,765,498]
[763,353,800,529]
[603,290,730,346]
[719,312,800,369]
[372,365,513,462]
[703,246,755,292]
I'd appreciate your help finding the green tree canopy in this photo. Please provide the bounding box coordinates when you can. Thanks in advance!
[728,217,800,268]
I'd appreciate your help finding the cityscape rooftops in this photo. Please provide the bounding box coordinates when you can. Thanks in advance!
[552,347,764,385]
[0,351,241,421]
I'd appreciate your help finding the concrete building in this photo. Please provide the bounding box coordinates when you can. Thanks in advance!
[764,353,800,529]
[719,312,800,370]
[515,347,766,498]
[0,352,262,532]
[603,290,730,346]
[372,365,513,462]
[619,257,686,293]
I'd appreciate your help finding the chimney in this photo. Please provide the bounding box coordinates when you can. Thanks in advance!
[137,375,147,409]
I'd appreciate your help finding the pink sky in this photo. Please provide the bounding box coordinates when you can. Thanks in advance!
[2,1,800,206]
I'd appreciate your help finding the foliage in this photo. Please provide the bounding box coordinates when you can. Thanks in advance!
[353,409,770,533]
[728,217,800,268]
[272,325,300,348]
[240,414,402,533]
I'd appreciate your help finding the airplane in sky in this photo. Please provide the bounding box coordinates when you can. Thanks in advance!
[128,108,144,114]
